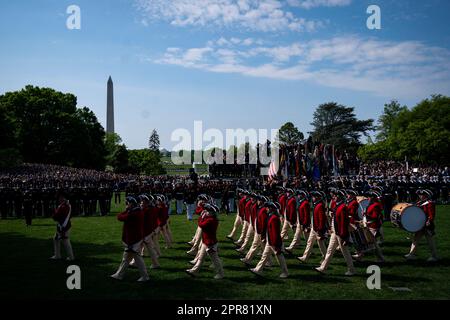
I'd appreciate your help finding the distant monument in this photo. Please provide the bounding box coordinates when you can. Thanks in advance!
[106,76,115,134]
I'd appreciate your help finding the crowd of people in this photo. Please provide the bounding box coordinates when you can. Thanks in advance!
[0,161,447,282]
[0,162,449,222]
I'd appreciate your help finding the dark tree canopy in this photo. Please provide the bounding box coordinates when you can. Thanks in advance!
[310,102,374,150]
[278,122,304,146]
[0,86,106,170]
[111,144,130,173]
[0,105,21,168]
[359,95,450,164]
[149,129,160,153]
[128,149,166,175]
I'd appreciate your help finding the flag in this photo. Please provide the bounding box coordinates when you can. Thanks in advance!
[268,160,278,180]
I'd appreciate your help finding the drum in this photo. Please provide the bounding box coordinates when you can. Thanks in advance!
[390,203,426,233]
[350,225,375,253]
[357,196,370,220]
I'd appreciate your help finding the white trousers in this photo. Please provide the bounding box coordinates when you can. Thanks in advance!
[53,229,74,260]
[409,230,438,258]
[238,224,254,252]
[281,219,293,239]
[113,241,148,279]
[188,226,203,254]
[228,214,243,239]
[244,232,262,263]
[254,241,288,275]
[300,229,326,261]
[236,220,250,245]
[142,233,160,267]
[189,243,224,277]
[319,229,355,273]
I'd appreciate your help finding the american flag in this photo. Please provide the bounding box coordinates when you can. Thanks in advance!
[268,160,278,180]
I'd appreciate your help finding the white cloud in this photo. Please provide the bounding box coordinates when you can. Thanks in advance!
[135,0,323,32]
[287,0,352,9]
[152,36,450,98]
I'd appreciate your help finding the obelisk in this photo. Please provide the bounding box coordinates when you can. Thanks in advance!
[106,76,115,134]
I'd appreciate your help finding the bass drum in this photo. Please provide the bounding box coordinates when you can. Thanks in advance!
[390,203,426,233]
[357,196,370,220]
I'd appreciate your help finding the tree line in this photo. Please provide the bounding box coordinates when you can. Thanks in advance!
[0,86,165,174]
[1,85,448,171]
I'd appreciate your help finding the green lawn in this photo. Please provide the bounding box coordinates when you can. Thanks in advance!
[0,201,449,300]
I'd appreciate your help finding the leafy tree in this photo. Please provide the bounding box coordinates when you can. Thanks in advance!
[359,95,450,164]
[0,105,21,168]
[128,149,166,175]
[105,132,123,168]
[376,100,408,141]
[277,122,304,146]
[111,144,129,173]
[310,102,374,150]
[0,86,106,169]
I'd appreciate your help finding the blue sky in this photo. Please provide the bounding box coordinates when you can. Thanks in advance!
[1,0,450,150]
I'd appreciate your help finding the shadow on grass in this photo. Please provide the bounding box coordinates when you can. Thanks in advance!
[0,232,244,300]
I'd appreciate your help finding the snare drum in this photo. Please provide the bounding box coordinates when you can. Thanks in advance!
[390,203,426,233]
[350,225,375,253]
[357,196,370,220]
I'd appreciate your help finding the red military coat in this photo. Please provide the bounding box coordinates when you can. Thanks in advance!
[286,196,297,225]
[333,202,350,240]
[420,200,436,223]
[347,199,359,225]
[238,196,248,218]
[298,199,311,228]
[312,201,327,237]
[365,201,382,230]
[157,204,169,227]
[244,200,253,223]
[199,213,219,247]
[117,207,144,245]
[53,201,72,232]
[267,213,282,253]
[278,194,287,217]
[255,207,268,235]
[419,200,436,232]
[250,202,258,226]
[142,206,159,236]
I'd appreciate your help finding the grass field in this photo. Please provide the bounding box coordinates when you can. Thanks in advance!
[161,156,209,176]
[0,199,449,300]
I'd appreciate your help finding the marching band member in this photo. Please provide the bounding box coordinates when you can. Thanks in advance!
[297,191,327,263]
[236,193,258,254]
[234,192,253,247]
[50,192,74,261]
[353,192,385,263]
[186,204,224,280]
[286,190,310,254]
[405,190,439,262]
[346,190,359,227]
[139,194,160,269]
[111,196,149,282]
[250,202,289,279]
[156,195,173,249]
[226,189,246,241]
[277,187,287,227]
[281,189,296,240]
[315,190,356,276]
[187,194,208,257]
[240,196,268,264]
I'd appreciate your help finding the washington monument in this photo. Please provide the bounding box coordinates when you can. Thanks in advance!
[106,76,114,134]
